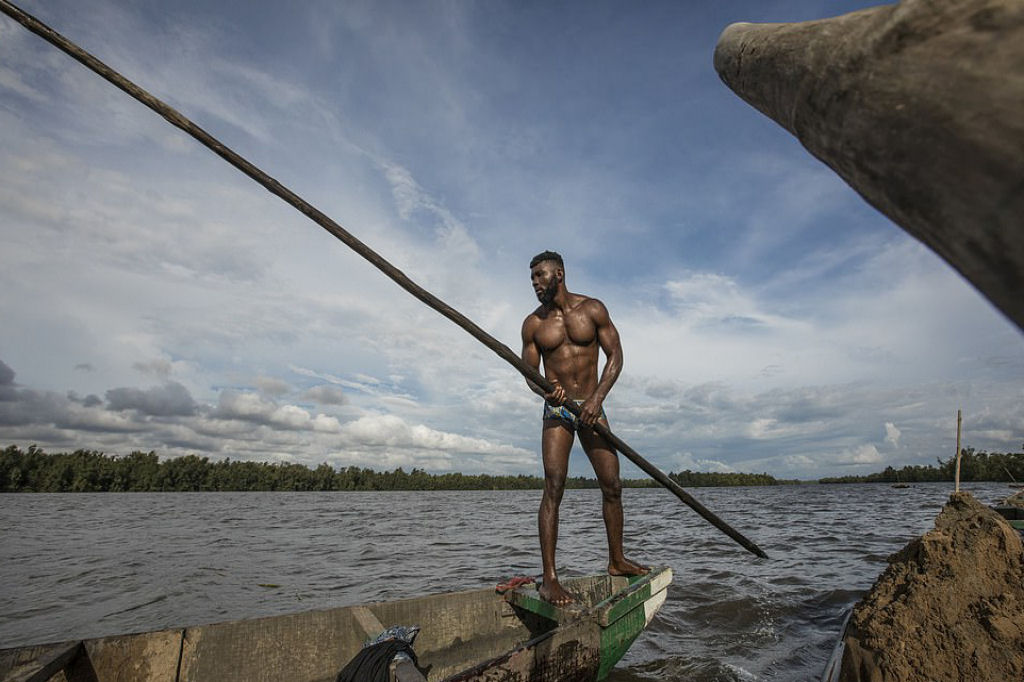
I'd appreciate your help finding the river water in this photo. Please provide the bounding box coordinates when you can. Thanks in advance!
[0,482,1014,680]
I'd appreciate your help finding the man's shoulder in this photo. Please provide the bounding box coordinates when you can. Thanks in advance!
[572,295,609,317]
[522,305,546,326]
[524,304,546,318]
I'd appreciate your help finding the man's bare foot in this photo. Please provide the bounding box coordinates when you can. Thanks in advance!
[608,558,649,577]
[538,578,575,606]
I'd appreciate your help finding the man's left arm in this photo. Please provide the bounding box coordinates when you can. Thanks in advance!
[580,299,623,426]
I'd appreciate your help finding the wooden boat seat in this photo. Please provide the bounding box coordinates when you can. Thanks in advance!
[350,606,386,639]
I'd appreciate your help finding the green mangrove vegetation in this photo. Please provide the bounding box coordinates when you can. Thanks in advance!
[0,445,794,492]
[819,447,1024,484]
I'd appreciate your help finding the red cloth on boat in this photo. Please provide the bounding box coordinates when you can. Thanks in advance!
[495,576,536,594]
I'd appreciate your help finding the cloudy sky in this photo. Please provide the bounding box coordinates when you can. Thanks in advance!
[1,0,1021,480]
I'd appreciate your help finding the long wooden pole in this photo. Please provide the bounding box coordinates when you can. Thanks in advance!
[0,0,767,559]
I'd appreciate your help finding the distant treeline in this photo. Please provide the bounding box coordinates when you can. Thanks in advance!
[819,448,1024,484]
[0,445,794,492]
[668,469,797,488]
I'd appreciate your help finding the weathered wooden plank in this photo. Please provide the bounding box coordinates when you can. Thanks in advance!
[0,641,81,682]
[446,618,601,682]
[178,609,362,682]
[350,606,385,640]
[78,630,181,682]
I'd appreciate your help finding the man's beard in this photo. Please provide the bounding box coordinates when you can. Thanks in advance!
[537,280,558,304]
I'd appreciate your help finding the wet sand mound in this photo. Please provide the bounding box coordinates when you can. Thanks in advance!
[839,492,1024,682]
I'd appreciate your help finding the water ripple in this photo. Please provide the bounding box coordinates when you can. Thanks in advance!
[0,482,1010,680]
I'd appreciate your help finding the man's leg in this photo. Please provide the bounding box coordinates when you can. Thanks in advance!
[539,420,575,605]
[579,422,648,577]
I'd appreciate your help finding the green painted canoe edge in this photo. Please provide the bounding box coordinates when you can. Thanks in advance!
[596,569,672,679]
[504,568,673,680]
[595,568,673,627]
[597,606,644,680]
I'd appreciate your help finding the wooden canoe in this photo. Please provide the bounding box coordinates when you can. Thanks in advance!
[994,490,1024,531]
[819,610,851,682]
[993,504,1024,533]
[0,567,672,682]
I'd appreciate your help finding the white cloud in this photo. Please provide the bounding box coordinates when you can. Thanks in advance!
[884,422,901,448]
[302,385,348,406]
[663,272,787,330]
[782,454,815,469]
[212,391,335,432]
[255,376,292,397]
[0,64,46,101]
[836,444,884,466]
[0,361,534,472]
[668,451,734,473]
[338,413,530,459]
[132,359,174,378]
[106,382,197,417]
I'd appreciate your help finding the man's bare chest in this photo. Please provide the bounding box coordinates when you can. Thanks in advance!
[534,314,597,351]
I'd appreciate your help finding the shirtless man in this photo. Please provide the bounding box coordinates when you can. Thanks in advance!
[521,250,647,605]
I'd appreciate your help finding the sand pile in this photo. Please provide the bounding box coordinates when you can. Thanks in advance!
[838,492,1024,682]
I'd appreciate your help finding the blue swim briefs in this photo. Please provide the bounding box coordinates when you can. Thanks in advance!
[543,400,607,432]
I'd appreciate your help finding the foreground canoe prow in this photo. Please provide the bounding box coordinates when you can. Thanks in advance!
[0,567,672,682]
[714,0,1024,331]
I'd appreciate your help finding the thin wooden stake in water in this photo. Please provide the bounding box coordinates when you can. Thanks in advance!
[0,0,768,559]
[955,409,963,492]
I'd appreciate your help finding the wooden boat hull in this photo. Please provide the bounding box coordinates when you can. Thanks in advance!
[820,610,851,682]
[0,567,671,682]
[993,505,1024,535]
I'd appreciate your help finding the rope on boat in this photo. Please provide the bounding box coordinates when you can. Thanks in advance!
[0,0,768,559]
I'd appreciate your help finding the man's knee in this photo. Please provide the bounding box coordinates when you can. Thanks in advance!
[599,477,622,502]
[543,474,566,503]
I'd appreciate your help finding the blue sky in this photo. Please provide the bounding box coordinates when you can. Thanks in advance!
[1,0,1021,480]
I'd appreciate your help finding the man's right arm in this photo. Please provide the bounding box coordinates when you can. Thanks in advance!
[521,316,564,404]
[521,316,545,398]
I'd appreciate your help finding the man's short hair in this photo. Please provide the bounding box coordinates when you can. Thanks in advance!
[530,250,564,269]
